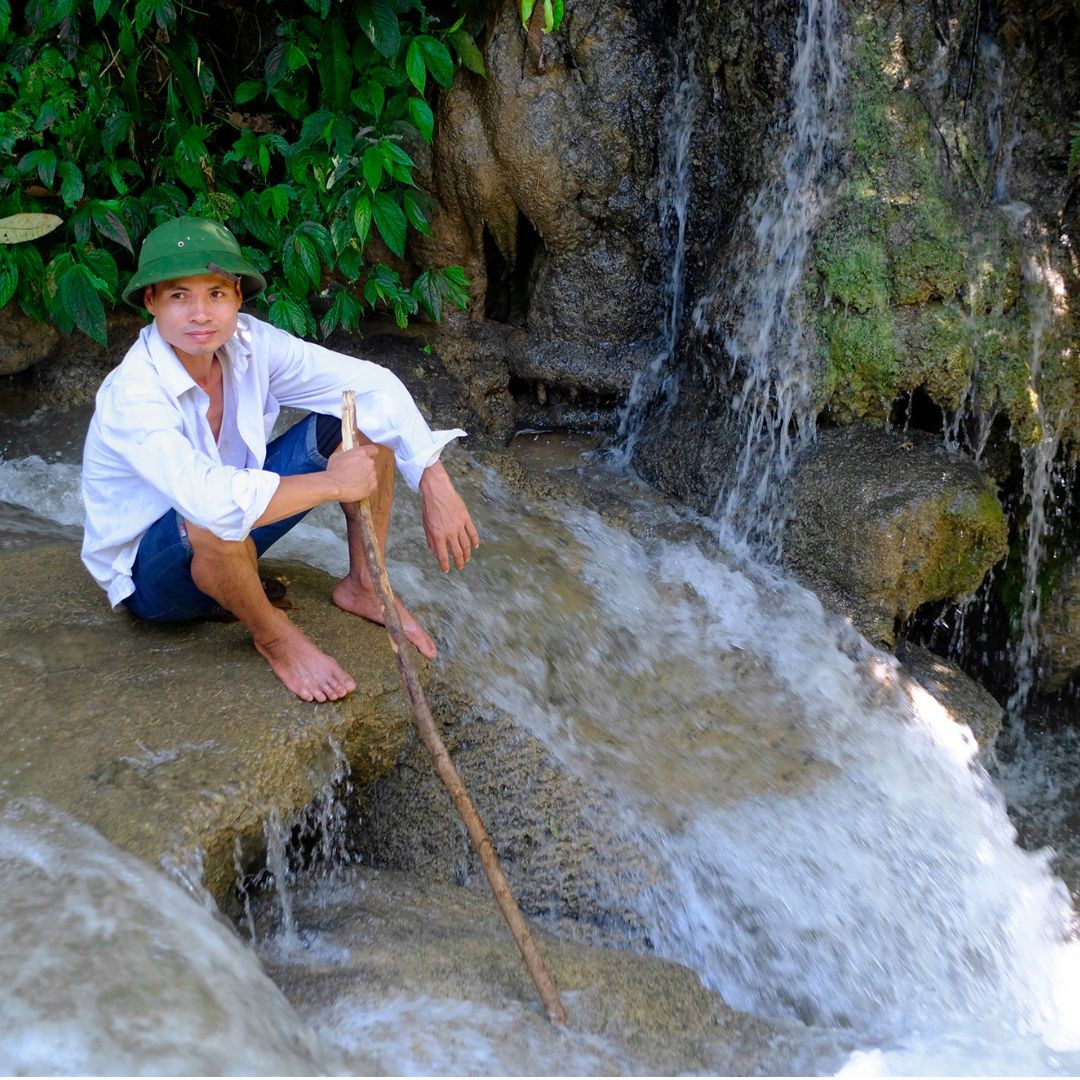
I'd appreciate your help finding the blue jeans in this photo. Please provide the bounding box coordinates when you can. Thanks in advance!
[124,413,339,623]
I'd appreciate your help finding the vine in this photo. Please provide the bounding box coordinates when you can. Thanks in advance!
[0,0,486,344]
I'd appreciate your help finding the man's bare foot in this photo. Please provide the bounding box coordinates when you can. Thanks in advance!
[253,610,357,702]
[331,577,438,659]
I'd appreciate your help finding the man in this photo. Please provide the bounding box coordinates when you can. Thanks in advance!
[81,216,479,703]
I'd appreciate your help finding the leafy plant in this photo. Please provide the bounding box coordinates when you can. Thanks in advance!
[0,0,485,345]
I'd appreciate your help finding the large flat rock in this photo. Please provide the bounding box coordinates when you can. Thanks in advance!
[0,543,416,906]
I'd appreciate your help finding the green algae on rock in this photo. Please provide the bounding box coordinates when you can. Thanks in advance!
[784,427,1009,645]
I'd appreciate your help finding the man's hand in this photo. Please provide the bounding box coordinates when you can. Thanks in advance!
[420,461,480,571]
[327,444,380,504]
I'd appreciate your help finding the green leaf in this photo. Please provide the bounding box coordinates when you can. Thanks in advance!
[285,42,310,74]
[264,42,288,89]
[358,0,401,59]
[303,0,331,16]
[268,292,316,337]
[298,220,335,264]
[0,252,18,310]
[449,29,485,76]
[235,80,263,105]
[402,190,429,234]
[160,46,204,119]
[19,149,57,189]
[350,81,385,118]
[319,286,363,337]
[412,265,470,322]
[0,0,13,38]
[372,191,407,257]
[102,111,133,156]
[353,193,372,246]
[551,0,565,32]
[417,36,454,89]
[80,247,119,298]
[57,161,85,208]
[318,18,353,112]
[362,144,383,192]
[283,229,322,293]
[59,263,107,345]
[91,204,134,253]
[519,0,536,27]
[405,39,426,94]
[259,184,293,223]
[407,97,434,142]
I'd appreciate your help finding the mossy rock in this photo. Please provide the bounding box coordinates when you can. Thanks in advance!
[784,427,1009,645]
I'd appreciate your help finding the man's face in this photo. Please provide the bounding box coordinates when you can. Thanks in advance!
[143,273,243,367]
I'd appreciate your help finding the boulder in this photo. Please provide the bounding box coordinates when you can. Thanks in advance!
[0,304,60,376]
[1039,556,1080,693]
[783,426,1009,645]
[258,865,849,1076]
[16,308,147,406]
[418,1,665,397]
[352,683,663,944]
[0,543,417,908]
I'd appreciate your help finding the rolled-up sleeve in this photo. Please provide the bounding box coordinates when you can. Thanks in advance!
[251,318,465,490]
[99,382,280,540]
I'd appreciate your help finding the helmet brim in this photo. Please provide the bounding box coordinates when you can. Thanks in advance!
[123,249,266,309]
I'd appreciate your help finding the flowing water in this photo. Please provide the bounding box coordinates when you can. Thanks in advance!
[700,0,843,557]
[2,397,1080,1072]
[613,1,701,463]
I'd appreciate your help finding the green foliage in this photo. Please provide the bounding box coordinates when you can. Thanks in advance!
[0,0,488,344]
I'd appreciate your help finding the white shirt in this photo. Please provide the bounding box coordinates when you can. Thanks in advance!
[81,313,465,607]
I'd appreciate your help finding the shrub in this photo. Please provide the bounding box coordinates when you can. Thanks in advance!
[0,0,485,344]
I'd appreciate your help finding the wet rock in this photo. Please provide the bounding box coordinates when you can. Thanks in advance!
[419,1,665,399]
[257,866,851,1076]
[895,640,1004,750]
[0,543,418,908]
[783,426,1009,645]
[0,305,60,376]
[352,683,662,945]
[1039,557,1080,694]
[5,308,147,406]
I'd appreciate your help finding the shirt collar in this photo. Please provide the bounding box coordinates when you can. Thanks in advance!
[144,319,251,395]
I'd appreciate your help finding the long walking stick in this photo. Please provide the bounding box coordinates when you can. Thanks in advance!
[341,392,566,1025]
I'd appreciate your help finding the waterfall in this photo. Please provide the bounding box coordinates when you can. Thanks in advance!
[613,2,701,464]
[706,0,844,558]
[1000,203,1067,722]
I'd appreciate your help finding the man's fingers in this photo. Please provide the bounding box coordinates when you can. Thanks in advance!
[466,519,480,549]
[448,534,466,571]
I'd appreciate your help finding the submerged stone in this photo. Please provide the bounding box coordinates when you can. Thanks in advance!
[256,865,852,1076]
[0,543,415,907]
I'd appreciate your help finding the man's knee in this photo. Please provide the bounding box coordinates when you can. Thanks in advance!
[185,521,252,560]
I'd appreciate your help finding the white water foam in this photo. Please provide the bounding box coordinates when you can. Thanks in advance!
[0,799,342,1075]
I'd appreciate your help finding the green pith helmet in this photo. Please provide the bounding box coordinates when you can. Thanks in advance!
[122,217,266,308]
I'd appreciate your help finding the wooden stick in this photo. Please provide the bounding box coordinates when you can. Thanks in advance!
[341,392,567,1025]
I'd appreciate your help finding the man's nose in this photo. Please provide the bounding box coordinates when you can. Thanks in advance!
[191,299,212,321]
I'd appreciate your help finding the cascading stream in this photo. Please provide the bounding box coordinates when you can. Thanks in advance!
[613,1,701,464]
[703,0,844,558]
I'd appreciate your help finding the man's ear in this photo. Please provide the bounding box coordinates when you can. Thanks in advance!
[143,285,156,316]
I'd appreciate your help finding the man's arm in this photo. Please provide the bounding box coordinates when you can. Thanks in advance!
[419,461,480,571]
[253,445,380,527]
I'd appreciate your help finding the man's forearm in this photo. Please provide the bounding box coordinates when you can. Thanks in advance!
[254,472,342,527]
